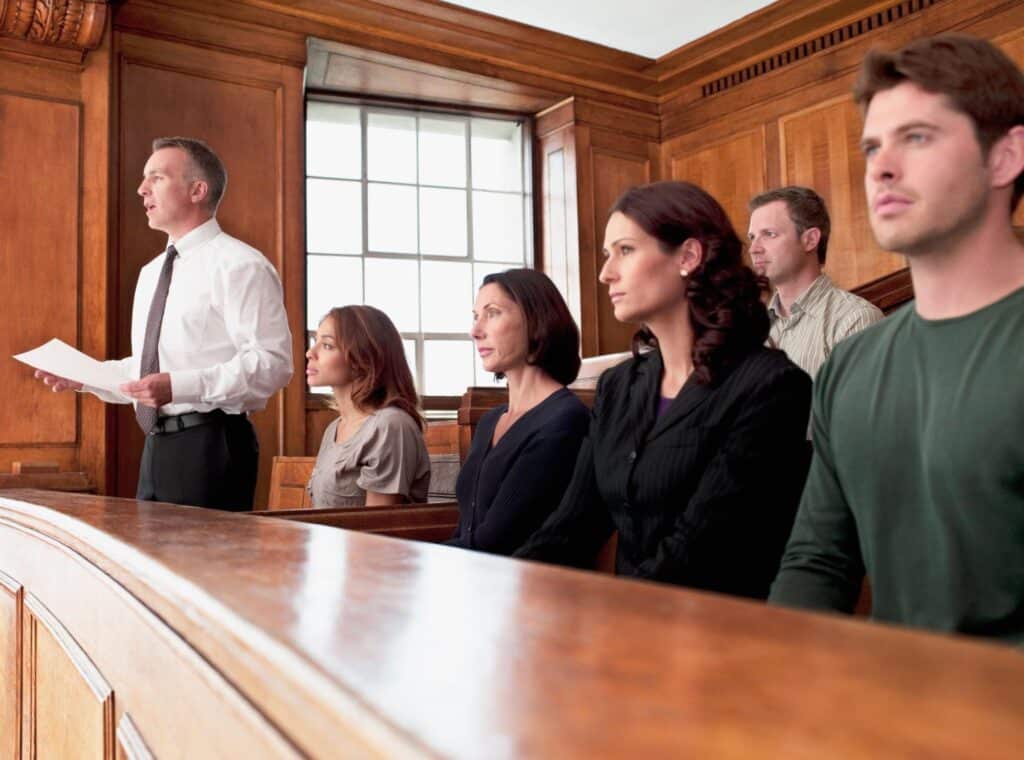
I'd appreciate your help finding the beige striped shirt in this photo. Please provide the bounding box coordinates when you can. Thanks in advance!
[768,274,883,380]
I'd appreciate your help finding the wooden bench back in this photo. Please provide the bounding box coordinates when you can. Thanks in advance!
[265,501,459,543]
[267,456,314,510]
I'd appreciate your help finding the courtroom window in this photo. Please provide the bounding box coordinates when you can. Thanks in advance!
[305,100,533,402]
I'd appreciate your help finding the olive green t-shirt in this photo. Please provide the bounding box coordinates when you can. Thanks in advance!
[771,285,1024,642]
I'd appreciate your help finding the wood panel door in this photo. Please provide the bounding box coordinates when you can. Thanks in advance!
[779,95,906,290]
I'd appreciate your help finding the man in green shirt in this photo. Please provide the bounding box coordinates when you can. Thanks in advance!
[769,34,1024,643]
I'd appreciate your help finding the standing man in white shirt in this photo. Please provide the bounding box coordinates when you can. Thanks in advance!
[37,137,293,510]
[747,186,882,379]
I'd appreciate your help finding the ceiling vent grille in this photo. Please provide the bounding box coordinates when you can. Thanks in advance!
[700,0,942,98]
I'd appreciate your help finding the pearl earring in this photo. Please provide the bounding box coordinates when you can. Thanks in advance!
[680,269,689,278]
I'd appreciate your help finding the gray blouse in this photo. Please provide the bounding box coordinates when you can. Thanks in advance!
[307,406,431,508]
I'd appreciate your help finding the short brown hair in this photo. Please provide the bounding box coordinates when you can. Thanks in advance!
[748,186,831,265]
[480,269,581,386]
[854,34,1024,211]
[152,136,228,213]
[324,305,424,430]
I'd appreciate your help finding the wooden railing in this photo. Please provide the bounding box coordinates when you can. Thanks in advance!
[3,489,1024,758]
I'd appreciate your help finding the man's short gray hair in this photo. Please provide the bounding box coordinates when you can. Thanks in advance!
[151,136,227,213]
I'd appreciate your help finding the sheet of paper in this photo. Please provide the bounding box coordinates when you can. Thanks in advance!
[14,338,131,395]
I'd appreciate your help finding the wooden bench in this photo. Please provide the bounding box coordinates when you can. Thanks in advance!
[263,502,459,543]
[266,453,458,511]
[263,455,459,543]
[264,453,614,566]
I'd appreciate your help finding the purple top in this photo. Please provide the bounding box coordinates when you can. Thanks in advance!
[657,396,674,417]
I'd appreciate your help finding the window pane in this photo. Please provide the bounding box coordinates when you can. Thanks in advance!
[306,103,361,179]
[368,183,417,253]
[306,255,362,331]
[403,339,419,391]
[419,187,467,256]
[365,258,419,333]
[419,118,466,188]
[307,179,362,254]
[421,261,472,333]
[424,340,474,396]
[473,191,524,263]
[368,113,416,183]
[471,118,522,191]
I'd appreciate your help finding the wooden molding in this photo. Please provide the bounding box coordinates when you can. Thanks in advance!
[116,714,155,760]
[0,0,109,52]
[851,267,914,314]
[697,0,943,99]
[23,592,115,757]
[308,36,563,113]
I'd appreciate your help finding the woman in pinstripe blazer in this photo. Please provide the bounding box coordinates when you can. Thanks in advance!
[515,181,812,599]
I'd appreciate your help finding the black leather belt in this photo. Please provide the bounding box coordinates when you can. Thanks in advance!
[149,409,237,435]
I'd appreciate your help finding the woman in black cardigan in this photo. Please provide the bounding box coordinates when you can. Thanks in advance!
[515,181,812,599]
[447,269,589,555]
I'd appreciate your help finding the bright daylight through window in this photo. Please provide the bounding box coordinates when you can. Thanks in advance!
[305,100,532,399]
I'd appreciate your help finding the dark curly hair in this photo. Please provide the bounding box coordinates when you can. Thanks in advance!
[610,181,770,386]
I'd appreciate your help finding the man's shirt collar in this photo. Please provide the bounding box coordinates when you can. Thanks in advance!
[167,217,221,259]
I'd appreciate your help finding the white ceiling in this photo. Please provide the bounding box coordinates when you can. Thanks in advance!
[442,0,778,59]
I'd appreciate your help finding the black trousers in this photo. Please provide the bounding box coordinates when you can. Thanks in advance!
[136,412,259,511]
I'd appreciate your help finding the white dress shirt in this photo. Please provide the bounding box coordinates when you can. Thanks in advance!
[92,218,293,415]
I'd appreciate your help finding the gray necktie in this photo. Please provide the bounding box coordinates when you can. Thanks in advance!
[136,245,178,434]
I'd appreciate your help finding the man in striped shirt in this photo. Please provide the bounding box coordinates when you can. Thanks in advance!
[747,186,882,379]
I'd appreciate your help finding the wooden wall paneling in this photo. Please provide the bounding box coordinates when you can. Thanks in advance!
[658,0,1011,142]
[115,0,658,111]
[668,127,768,254]
[646,0,894,86]
[0,571,21,760]
[0,93,80,451]
[79,12,115,496]
[115,32,306,506]
[310,38,562,113]
[779,95,905,289]
[277,51,308,464]
[584,132,655,355]
[994,28,1024,229]
[22,594,115,759]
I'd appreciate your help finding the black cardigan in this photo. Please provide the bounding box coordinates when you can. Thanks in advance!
[515,347,812,599]
[447,387,589,555]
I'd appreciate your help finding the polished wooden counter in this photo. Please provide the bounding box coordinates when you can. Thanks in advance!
[1,489,1023,758]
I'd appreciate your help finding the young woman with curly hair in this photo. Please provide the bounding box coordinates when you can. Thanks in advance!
[515,181,812,599]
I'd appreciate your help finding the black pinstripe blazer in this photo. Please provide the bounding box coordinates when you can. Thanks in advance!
[515,346,812,599]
